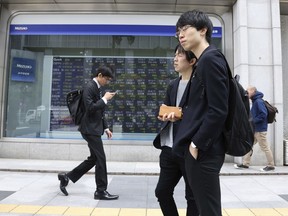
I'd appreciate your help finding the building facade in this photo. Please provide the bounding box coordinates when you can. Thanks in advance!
[0,0,287,166]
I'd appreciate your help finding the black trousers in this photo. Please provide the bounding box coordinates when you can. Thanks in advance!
[185,150,225,216]
[155,147,199,216]
[67,133,108,192]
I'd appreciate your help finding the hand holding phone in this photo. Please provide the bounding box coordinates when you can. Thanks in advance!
[104,91,117,100]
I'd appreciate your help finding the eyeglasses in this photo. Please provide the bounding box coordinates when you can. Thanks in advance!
[175,25,192,38]
[103,76,112,83]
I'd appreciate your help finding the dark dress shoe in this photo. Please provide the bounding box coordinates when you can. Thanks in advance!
[94,191,119,200]
[58,172,69,196]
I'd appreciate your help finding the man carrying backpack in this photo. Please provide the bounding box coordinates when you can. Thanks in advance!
[234,86,275,171]
[58,66,119,200]
[170,10,229,216]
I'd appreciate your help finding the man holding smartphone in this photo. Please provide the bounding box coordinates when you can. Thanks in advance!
[58,66,119,200]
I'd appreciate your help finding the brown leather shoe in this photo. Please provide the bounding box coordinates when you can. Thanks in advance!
[58,172,69,196]
[94,191,119,200]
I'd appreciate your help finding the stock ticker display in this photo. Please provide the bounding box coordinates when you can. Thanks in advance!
[50,56,176,133]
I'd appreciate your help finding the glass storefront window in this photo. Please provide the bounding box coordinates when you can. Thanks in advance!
[5,21,222,140]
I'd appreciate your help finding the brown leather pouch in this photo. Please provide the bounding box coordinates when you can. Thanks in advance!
[158,105,183,119]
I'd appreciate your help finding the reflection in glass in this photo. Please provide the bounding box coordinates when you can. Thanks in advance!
[5,34,221,139]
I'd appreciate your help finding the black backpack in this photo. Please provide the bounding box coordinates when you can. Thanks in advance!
[196,49,254,156]
[220,54,254,156]
[263,100,278,124]
[66,89,85,125]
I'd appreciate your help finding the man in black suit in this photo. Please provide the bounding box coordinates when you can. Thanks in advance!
[153,44,198,216]
[169,10,229,216]
[58,66,119,200]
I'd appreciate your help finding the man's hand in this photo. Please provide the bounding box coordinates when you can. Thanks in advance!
[189,144,198,160]
[105,129,113,139]
[158,104,180,122]
[158,112,180,122]
[103,92,116,101]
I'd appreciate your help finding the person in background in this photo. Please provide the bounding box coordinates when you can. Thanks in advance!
[234,86,275,171]
[171,10,229,216]
[153,44,198,216]
[58,66,119,200]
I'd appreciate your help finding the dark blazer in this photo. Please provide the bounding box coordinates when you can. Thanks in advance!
[153,76,191,149]
[173,46,229,157]
[78,80,108,136]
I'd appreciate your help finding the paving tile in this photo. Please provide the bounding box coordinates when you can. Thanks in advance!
[36,206,68,215]
[280,195,288,202]
[224,208,255,216]
[222,202,247,209]
[63,207,94,215]
[91,208,120,216]
[0,214,33,216]
[119,208,146,216]
[250,208,282,216]
[91,207,120,216]
[0,204,17,212]
[146,209,162,216]
[275,208,288,216]
[0,191,15,201]
[178,209,186,216]
[10,205,42,214]
[222,209,229,216]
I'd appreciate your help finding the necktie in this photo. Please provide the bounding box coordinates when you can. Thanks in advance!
[99,88,102,97]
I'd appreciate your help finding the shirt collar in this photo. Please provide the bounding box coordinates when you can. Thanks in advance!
[93,78,101,88]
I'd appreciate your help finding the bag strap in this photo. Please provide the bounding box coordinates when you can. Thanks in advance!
[183,47,231,106]
[212,48,233,79]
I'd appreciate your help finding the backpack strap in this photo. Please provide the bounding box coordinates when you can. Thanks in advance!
[182,47,232,108]
[191,48,232,95]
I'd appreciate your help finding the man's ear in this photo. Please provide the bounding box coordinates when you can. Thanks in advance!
[200,27,207,37]
[189,58,197,66]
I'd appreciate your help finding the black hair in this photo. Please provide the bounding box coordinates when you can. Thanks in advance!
[94,65,114,79]
[174,43,197,62]
[176,10,213,44]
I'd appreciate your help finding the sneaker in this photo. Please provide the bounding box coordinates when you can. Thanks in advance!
[234,164,249,169]
[260,166,275,172]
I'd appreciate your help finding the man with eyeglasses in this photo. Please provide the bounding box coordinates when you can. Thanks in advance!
[154,44,198,216]
[169,10,229,216]
[58,66,119,200]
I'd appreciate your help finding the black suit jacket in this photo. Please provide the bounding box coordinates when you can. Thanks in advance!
[173,46,229,157]
[78,80,108,136]
[153,76,191,149]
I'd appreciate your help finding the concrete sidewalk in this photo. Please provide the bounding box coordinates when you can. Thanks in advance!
[0,159,288,216]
